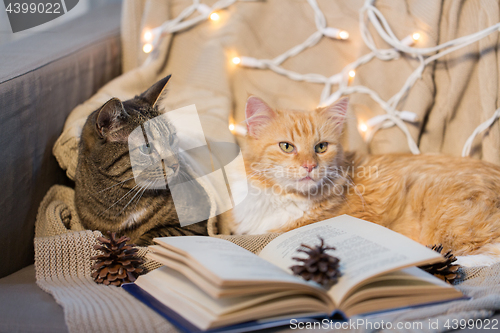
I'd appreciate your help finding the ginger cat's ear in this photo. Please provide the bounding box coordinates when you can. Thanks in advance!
[318,97,349,132]
[245,96,276,137]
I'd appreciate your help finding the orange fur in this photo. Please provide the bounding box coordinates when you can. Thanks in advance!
[236,97,500,256]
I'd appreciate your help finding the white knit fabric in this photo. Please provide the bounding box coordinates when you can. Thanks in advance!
[34,186,177,333]
[35,231,176,333]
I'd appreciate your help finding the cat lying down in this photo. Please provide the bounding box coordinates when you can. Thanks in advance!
[230,96,500,267]
[74,76,209,246]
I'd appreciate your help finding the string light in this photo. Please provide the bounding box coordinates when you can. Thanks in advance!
[322,27,350,40]
[232,124,248,136]
[143,43,153,54]
[141,26,163,54]
[143,30,153,42]
[359,123,368,132]
[143,0,500,155]
[401,32,421,46]
[338,30,349,40]
[229,122,248,135]
[210,12,220,21]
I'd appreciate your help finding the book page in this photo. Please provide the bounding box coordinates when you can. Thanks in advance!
[139,266,311,317]
[258,215,443,305]
[136,266,331,330]
[154,236,318,286]
[340,267,460,310]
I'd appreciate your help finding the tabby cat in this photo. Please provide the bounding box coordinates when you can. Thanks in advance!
[75,75,208,245]
[232,96,500,264]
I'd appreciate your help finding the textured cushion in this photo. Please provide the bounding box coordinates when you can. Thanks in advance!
[0,2,122,278]
[0,265,67,333]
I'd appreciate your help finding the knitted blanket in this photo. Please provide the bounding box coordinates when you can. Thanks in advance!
[35,185,500,333]
[38,1,500,331]
[34,185,281,333]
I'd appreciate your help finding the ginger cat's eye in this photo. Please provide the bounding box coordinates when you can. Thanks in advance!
[315,142,328,153]
[279,142,295,153]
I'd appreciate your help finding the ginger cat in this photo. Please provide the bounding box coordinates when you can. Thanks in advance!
[231,96,500,264]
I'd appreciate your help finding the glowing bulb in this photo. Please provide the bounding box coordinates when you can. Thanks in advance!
[338,30,349,40]
[232,57,241,65]
[348,70,356,78]
[359,123,368,132]
[143,43,153,54]
[229,124,235,131]
[210,12,220,21]
[412,32,421,41]
[143,30,153,42]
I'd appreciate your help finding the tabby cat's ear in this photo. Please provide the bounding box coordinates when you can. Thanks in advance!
[318,97,349,131]
[141,74,172,108]
[245,96,275,138]
[96,98,127,140]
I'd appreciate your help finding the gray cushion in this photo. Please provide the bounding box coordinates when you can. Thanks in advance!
[0,265,67,333]
[0,2,122,278]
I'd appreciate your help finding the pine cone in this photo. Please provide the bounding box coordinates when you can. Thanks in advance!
[91,232,144,286]
[418,244,461,284]
[290,237,341,286]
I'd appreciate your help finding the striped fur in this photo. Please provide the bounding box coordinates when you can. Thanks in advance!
[75,77,208,245]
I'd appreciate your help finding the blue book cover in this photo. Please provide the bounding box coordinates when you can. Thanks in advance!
[122,282,466,333]
[122,283,346,333]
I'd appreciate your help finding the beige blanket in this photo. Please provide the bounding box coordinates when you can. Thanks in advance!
[38,0,500,332]
[34,184,280,333]
[54,0,500,176]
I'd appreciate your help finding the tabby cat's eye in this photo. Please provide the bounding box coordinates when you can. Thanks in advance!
[139,143,152,155]
[315,142,328,153]
[279,142,295,153]
[169,133,176,145]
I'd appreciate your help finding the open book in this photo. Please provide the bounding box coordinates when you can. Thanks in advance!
[123,215,464,332]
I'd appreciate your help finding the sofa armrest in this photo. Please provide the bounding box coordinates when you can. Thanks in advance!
[0,2,122,278]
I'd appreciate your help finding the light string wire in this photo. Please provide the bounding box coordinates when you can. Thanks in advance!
[142,0,500,156]
[462,108,500,157]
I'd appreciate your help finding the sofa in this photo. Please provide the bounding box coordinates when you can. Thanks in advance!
[0,3,122,332]
[2,1,500,332]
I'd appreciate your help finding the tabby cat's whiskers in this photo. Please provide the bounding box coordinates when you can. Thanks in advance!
[118,179,155,216]
[97,176,136,193]
[99,183,142,216]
